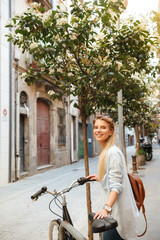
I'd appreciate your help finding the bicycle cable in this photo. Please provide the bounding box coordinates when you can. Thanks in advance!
[55,197,62,210]
[48,183,79,219]
[49,196,63,219]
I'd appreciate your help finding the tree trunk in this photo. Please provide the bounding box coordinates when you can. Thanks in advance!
[134,125,140,158]
[81,113,93,240]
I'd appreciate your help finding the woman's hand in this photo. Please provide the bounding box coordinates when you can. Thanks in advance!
[86,174,98,181]
[94,209,108,219]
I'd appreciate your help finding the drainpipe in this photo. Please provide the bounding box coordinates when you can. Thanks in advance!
[16,92,20,179]
[15,58,20,180]
[8,0,12,182]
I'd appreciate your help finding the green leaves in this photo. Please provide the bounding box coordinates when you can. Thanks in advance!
[5,0,158,120]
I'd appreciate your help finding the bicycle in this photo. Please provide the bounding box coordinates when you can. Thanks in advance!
[31,177,118,240]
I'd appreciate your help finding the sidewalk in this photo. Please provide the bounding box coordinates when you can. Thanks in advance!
[134,144,160,240]
[0,145,159,240]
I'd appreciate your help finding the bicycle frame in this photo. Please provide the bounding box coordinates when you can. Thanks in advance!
[58,221,87,240]
[49,192,87,240]
[62,195,73,225]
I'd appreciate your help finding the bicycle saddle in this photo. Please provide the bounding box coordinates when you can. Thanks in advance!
[88,212,118,233]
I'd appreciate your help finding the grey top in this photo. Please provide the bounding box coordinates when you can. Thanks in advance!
[100,145,139,239]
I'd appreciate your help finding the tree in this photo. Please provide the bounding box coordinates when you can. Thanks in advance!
[104,73,159,159]
[5,1,158,238]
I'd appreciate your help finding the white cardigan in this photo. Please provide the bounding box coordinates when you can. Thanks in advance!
[99,145,139,240]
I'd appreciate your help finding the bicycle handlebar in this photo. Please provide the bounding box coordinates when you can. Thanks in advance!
[77,177,96,185]
[31,177,95,200]
[31,186,47,200]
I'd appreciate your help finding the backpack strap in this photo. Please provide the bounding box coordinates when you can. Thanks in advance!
[138,205,147,237]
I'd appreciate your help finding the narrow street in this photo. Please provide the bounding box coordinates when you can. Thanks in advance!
[0,145,160,240]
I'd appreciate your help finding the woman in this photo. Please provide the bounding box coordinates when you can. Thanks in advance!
[87,115,139,240]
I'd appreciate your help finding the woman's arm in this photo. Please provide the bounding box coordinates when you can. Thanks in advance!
[94,190,118,219]
[105,190,118,208]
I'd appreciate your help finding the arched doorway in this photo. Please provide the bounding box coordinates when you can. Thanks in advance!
[37,99,50,166]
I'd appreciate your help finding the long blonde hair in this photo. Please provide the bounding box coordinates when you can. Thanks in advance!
[93,115,117,181]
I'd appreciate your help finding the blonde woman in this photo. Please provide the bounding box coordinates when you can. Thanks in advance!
[87,115,139,240]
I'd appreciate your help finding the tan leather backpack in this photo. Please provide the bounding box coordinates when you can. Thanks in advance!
[128,173,147,237]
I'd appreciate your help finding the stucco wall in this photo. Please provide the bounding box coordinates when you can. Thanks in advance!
[0,0,10,186]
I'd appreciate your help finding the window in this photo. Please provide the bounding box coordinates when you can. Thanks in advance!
[58,108,66,145]
[20,91,28,107]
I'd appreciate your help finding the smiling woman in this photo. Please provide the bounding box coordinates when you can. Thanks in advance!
[87,115,139,240]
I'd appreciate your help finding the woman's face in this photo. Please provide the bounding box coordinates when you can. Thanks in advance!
[93,119,113,144]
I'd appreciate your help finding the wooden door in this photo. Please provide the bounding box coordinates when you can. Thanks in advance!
[37,99,50,166]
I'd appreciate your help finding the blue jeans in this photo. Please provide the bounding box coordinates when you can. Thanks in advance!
[103,228,124,240]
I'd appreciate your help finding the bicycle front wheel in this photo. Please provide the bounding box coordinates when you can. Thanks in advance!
[49,220,60,240]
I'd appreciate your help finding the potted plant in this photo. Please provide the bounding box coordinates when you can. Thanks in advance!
[137,148,146,166]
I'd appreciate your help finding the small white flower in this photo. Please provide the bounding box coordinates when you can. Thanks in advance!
[129,61,135,68]
[106,49,110,55]
[138,23,148,31]
[49,68,55,74]
[48,90,55,95]
[116,61,122,71]
[42,10,53,23]
[150,82,155,87]
[139,36,145,41]
[37,12,43,19]
[57,68,63,73]
[25,8,37,15]
[56,17,68,26]
[108,9,117,19]
[68,72,74,77]
[30,2,41,9]
[95,32,104,41]
[73,22,78,28]
[21,72,27,78]
[70,33,77,40]
[25,27,30,32]
[30,42,39,49]
[106,61,112,67]
[17,33,23,42]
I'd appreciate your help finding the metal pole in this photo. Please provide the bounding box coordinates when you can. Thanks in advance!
[117,1,128,153]
[118,89,124,153]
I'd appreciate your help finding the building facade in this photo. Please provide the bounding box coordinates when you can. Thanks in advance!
[0,0,79,186]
